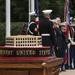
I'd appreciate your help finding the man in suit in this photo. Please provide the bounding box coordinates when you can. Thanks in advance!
[54,18,63,57]
[39,9,55,56]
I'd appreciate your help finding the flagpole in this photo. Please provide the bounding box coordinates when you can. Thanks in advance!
[6,0,11,36]
[28,0,30,22]
[31,0,35,12]
[29,0,35,22]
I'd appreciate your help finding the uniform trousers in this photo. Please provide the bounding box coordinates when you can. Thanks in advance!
[60,48,66,71]
[70,45,74,69]
[73,45,75,68]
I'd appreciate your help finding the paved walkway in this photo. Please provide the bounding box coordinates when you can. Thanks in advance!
[59,70,75,75]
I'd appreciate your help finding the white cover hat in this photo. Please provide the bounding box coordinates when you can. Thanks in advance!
[73,18,75,21]
[56,17,60,21]
[60,22,66,26]
[42,9,52,14]
[70,17,73,20]
[29,11,35,16]
[51,19,58,24]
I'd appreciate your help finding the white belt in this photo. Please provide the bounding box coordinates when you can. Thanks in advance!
[41,34,50,36]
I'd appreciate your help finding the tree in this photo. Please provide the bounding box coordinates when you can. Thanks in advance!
[11,0,28,22]
[0,0,75,22]
[0,0,5,22]
[38,0,50,19]
[70,0,75,18]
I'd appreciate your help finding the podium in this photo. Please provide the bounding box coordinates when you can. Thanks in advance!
[0,57,63,75]
[0,46,63,75]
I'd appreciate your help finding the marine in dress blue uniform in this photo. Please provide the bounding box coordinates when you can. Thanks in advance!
[60,22,67,71]
[73,28,75,69]
[39,10,55,56]
[27,11,38,35]
[69,26,75,69]
[68,17,75,69]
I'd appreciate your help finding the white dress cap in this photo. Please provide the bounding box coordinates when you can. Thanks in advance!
[70,17,73,20]
[51,19,58,24]
[73,18,75,21]
[42,9,52,14]
[60,22,66,26]
[29,11,35,16]
[56,17,60,21]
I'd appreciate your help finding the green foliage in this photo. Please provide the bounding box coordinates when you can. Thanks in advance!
[0,22,26,46]
[39,0,50,19]
[0,22,5,45]
[0,0,5,22]
[70,0,75,17]
[0,0,75,22]
[0,0,75,46]
[11,22,26,35]
[11,0,28,22]
[39,0,65,21]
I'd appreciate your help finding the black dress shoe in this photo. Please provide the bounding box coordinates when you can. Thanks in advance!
[65,66,69,69]
[69,66,74,69]
[60,68,66,72]
[74,68,75,69]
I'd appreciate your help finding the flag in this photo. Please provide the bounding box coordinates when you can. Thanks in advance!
[64,0,70,65]
[64,0,70,38]
[35,0,39,35]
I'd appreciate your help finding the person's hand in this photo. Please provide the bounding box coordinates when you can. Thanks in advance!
[34,28,38,32]
[62,29,66,32]
[56,47,58,50]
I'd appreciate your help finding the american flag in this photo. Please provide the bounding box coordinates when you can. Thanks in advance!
[64,0,70,65]
[35,0,39,35]
[64,0,70,38]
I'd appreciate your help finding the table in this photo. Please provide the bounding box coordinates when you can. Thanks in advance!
[0,57,63,75]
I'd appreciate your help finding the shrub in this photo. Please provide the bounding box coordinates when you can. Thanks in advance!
[0,22,27,46]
